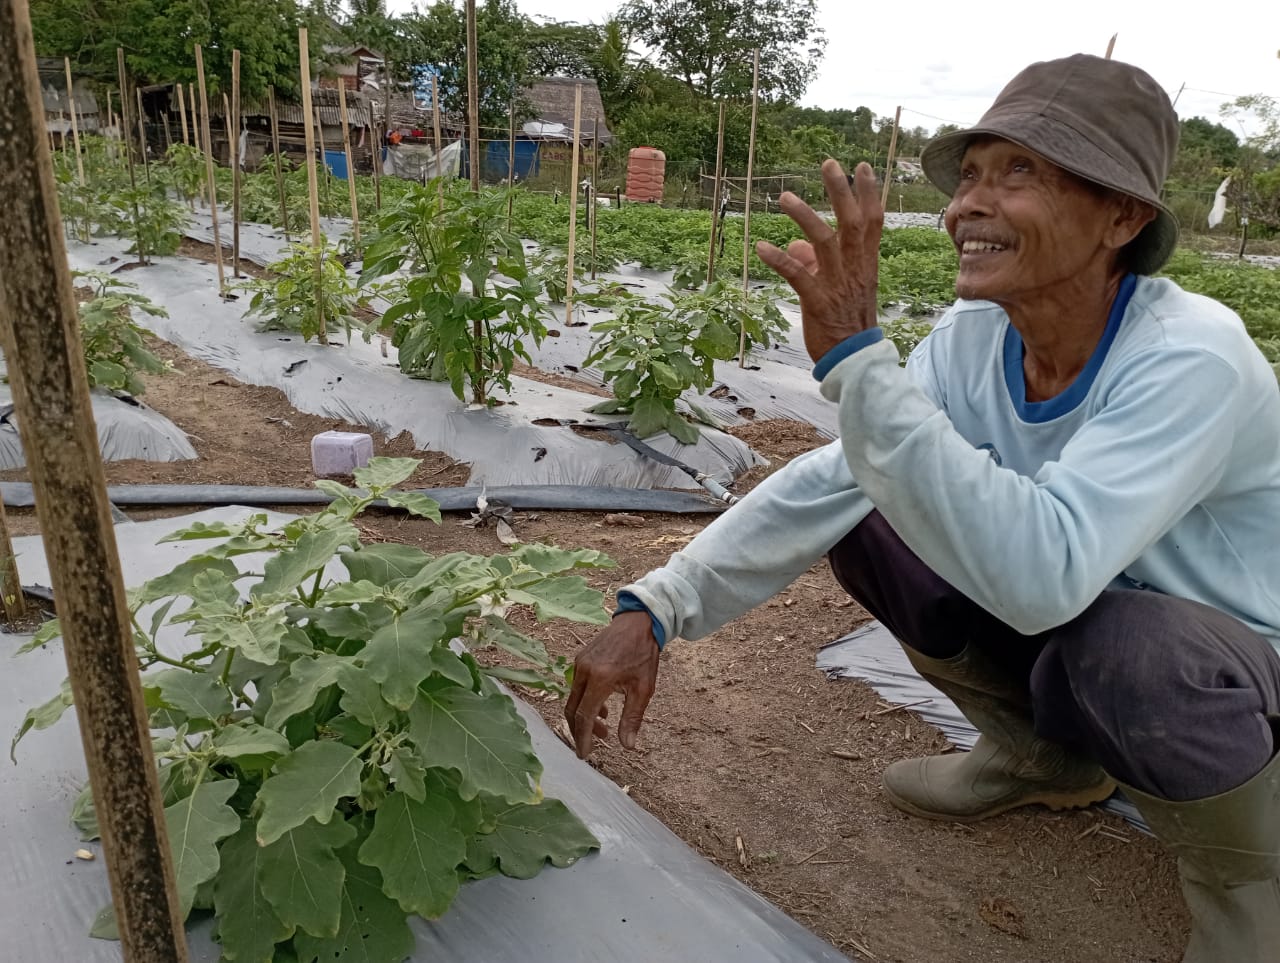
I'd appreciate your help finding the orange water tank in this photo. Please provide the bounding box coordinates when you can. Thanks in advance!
[625,147,666,203]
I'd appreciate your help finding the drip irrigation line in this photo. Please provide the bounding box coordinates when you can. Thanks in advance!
[602,425,740,506]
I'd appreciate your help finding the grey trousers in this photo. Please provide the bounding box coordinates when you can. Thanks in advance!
[828,511,1280,801]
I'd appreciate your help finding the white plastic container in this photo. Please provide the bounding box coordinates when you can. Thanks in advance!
[310,430,373,477]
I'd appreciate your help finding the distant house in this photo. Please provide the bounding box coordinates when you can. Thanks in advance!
[36,58,101,142]
[321,45,386,93]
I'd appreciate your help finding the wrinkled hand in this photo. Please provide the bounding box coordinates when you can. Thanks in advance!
[565,611,660,759]
[756,159,884,362]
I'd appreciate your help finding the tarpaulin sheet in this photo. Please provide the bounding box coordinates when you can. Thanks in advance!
[66,235,765,492]
[0,383,195,469]
[2,508,852,962]
[817,622,1148,832]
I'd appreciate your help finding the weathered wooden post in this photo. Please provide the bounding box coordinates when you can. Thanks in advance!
[738,48,761,366]
[431,73,444,206]
[115,49,146,264]
[337,81,360,247]
[0,2,188,957]
[564,84,584,330]
[297,28,326,341]
[706,100,726,284]
[176,82,189,145]
[194,44,226,295]
[267,86,290,241]
[465,0,480,193]
[231,49,241,278]
[881,105,902,209]
[590,115,600,280]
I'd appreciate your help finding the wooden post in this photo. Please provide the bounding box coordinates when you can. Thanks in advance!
[337,81,360,246]
[231,49,241,277]
[63,58,85,190]
[0,5,189,956]
[267,86,290,241]
[431,73,443,206]
[315,105,332,214]
[115,49,146,264]
[135,86,151,184]
[465,0,479,192]
[0,494,25,624]
[194,44,226,295]
[738,48,761,366]
[880,105,902,209]
[1105,33,1117,59]
[297,27,326,341]
[176,83,188,145]
[564,83,584,329]
[369,84,382,212]
[506,96,516,230]
[707,100,726,284]
[590,115,600,280]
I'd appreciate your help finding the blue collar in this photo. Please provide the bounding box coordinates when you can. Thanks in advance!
[1002,273,1137,423]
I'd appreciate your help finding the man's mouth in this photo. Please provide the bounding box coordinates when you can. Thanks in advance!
[960,240,1008,254]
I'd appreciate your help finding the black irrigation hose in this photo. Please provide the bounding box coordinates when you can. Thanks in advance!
[0,482,727,514]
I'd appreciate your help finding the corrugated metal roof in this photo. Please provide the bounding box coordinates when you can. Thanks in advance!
[207,88,372,128]
[38,73,100,118]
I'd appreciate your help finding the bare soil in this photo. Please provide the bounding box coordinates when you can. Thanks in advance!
[0,306,1189,962]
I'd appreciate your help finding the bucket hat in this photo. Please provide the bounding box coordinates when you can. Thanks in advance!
[920,54,1180,276]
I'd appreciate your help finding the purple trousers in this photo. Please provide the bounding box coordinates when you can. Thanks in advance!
[828,511,1280,801]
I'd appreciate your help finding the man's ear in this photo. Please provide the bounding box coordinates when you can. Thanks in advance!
[1108,196,1158,250]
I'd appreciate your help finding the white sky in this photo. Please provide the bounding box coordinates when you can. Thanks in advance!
[386,0,1280,136]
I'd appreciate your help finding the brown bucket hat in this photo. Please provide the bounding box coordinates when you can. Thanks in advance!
[920,54,1180,276]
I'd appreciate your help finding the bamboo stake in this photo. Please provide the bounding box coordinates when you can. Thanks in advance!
[707,100,726,284]
[315,105,332,214]
[564,83,584,329]
[194,44,226,295]
[116,49,146,264]
[369,84,382,211]
[135,86,151,184]
[0,4,188,955]
[590,115,600,280]
[63,58,85,191]
[465,0,479,191]
[431,72,443,205]
[0,493,25,624]
[176,82,188,145]
[1105,33,1117,59]
[231,49,241,277]
[738,49,761,365]
[506,96,516,230]
[189,83,204,205]
[337,80,360,246]
[880,105,902,209]
[267,86,290,241]
[297,27,325,341]
[161,112,172,153]
[222,93,232,164]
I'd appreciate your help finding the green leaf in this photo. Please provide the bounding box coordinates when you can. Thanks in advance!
[585,398,628,414]
[666,410,701,445]
[256,742,364,845]
[335,665,397,729]
[341,543,432,585]
[474,616,551,668]
[383,491,442,522]
[361,609,449,710]
[386,748,427,802]
[407,687,540,803]
[72,783,100,841]
[166,779,240,916]
[629,395,670,438]
[263,653,349,729]
[150,668,234,722]
[357,790,466,919]
[259,817,356,939]
[464,798,599,880]
[255,526,358,598]
[212,723,292,772]
[90,903,119,940]
[13,616,62,654]
[352,457,419,493]
[506,575,609,625]
[135,556,241,605]
[213,820,294,962]
[11,679,74,761]
[195,612,289,666]
[292,840,414,963]
[509,543,615,575]
[319,581,384,607]
[159,516,265,543]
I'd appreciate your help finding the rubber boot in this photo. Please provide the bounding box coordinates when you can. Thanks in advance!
[1119,722,1280,963]
[881,645,1115,823]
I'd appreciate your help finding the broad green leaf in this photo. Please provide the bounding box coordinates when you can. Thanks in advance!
[135,556,241,605]
[150,668,234,722]
[166,779,240,916]
[481,665,563,692]
[387,748,427,802]
[319,581,384,606]
[212,723,291,772]
[313,479,356,500]
[629,395,669,438]
[255,526,359,599]
[336,665,396,729]
[310,605,372,639]
[90,903,119,940]
[464,798,599,880]
[213,821,293,962]
[406,687,540,803]
[325,713,373,747]
[159,516,265,543]
[72,782,100,841]
[259,817,356,939]
[263,653,349,729]
[194,612,289,666]
[357,790,465,919]
[361,609,448,710]
[475,616,552,668]
[666,410,701,445]
[341,543,432,584]
[292,840,414,963]
[352,457,418,493]
[10,679,74,761]
[509,543,615,575]
[256,742,363,845]
[383,491,442,522]
[14,617,62,654]
[506,575,609,625]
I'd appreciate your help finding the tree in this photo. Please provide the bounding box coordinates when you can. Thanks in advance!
[1219,95,1280,242]
[616,0,826,103]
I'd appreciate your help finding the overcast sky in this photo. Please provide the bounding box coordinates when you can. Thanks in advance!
[385,0,1280,136]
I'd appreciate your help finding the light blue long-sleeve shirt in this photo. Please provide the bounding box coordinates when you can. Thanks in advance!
[623,275,1280,650]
